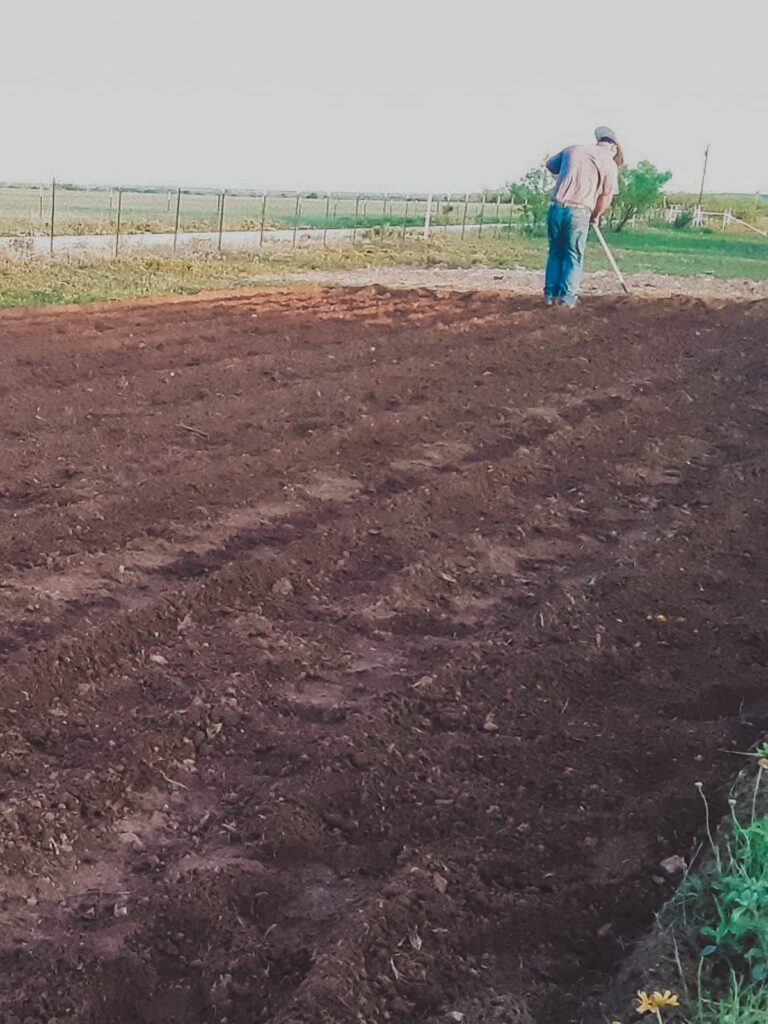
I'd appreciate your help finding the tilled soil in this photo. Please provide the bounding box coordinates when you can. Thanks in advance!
[0,285,767,1024]
[278,265,768,301]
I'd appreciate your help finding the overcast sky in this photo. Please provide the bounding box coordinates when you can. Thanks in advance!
[3,0,765,195]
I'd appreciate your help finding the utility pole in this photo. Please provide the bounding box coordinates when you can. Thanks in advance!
[697,144,710,207]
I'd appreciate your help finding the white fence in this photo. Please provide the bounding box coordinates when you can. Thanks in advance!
[661,204,767,236]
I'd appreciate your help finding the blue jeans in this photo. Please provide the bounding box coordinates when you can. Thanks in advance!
[544,203,590,304]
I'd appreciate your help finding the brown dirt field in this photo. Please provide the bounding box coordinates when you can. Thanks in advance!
[278,266,768,301]
[0,284,767,1024]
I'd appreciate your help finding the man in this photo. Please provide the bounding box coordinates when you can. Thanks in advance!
[544,126,623,308]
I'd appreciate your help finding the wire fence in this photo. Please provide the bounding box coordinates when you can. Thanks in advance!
[3,181,764,259]
[0,181,519,258]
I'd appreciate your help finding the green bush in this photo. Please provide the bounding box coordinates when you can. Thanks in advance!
[675,209,694,229]
[610,161,673,231]
[508,168,551,234]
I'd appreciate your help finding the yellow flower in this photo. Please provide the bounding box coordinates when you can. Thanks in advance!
[636,990,679,1013]
[636,991,656,1014]
[653,990,679,1008]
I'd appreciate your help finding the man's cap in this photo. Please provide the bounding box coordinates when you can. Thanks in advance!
[595,125,619,145]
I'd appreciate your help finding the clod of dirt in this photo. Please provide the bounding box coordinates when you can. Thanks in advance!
[322,812,358,833]
[241,614,272,636]
[148,653,169,666]
[176,612,194,633]
[660,854,687,875]
[186,699,209,726]
[271,577,295,596]
[433,873,449,894]
[118,830,145,851]
[482,713,499,733]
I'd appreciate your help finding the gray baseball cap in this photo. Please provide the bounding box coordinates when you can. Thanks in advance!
[595,125,619,145]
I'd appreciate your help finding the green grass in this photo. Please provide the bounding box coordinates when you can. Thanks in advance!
[672,762,768,1023]
[0,223,765,309]
[607,750,768,1024]
[0,255,265,307]
[693,975,768,1024]
[599,225,768,279]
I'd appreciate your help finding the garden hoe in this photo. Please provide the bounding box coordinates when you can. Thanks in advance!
[591,221,630,295]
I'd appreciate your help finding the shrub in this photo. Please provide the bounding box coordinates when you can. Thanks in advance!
[508,168,551,234]
[610,161,673,231]
[674,209,694,229]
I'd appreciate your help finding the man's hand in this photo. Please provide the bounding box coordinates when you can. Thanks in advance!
[592,194,612,224]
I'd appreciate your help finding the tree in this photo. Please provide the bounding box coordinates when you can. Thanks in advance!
[610,161,672,231]
[508,168,552,233]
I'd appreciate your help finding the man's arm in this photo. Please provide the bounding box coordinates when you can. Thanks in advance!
[592,162,619,223]
[591,192,613,224]
[546,151,563,175]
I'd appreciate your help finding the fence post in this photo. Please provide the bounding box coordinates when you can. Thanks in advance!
[352,195,360,243]
[496,194,502,236]
[114,188,123,257]
[49,177,56,255]
[507,195,514,232]
[461,192,469,240]
[218,190,226,252]
[478,191,485,237]
[423,193,433,240]
[402,194,410,241]
[173,187,182,252]
[323,191,331,247]
[292,193,300,248]
[259,192,267,247]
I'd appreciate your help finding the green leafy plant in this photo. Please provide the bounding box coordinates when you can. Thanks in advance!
[610,161,673,231]
[674,209,694,229]
[508,168,552,234]
[696,827,768,983]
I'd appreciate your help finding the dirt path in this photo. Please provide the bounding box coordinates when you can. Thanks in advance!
[276,265,768,300]
[1,286,767,1024]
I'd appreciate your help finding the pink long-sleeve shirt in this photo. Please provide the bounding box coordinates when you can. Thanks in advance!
[546,142,619,211]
